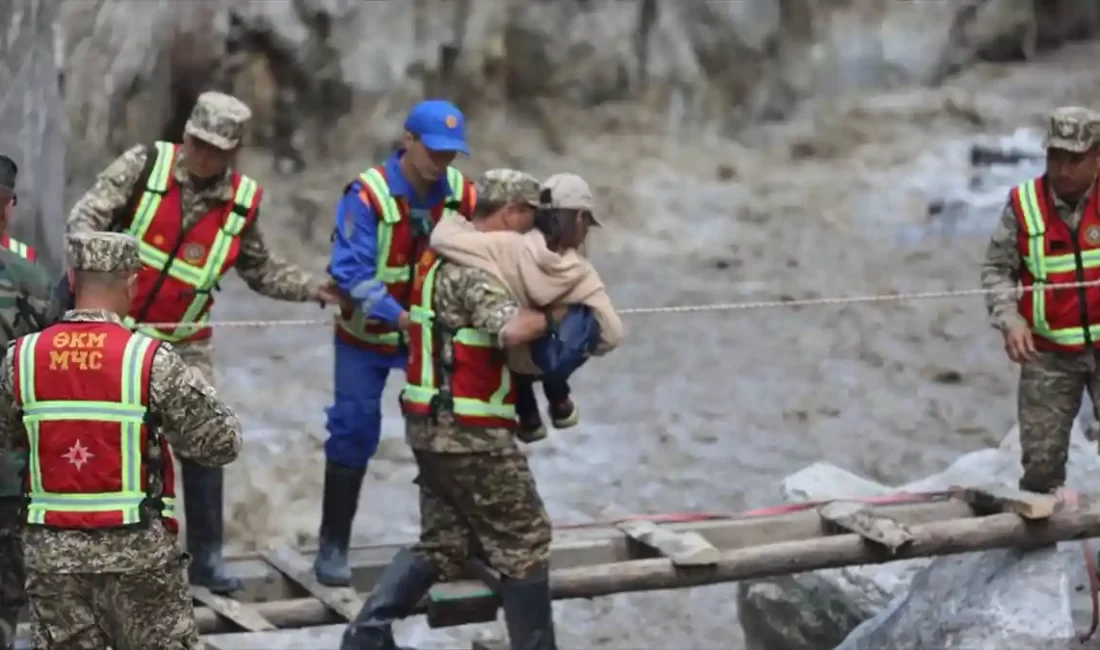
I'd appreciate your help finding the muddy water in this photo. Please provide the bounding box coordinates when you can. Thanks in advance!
[199,41,1100,648]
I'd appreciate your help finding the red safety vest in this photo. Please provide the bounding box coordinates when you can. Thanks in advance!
[122,141,261,343]
[334,165,476,354]
[12,321,178,531]
[399,251,517,429]
[1013,175,1100,351]
[1,233,36,262]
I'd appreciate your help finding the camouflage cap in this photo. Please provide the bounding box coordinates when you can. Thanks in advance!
[476,168,541,206]
[1045,106,1100,153]
[66,232,141,274]
[184,91,252,151]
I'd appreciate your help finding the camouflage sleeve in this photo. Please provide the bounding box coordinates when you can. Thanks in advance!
[147,343,242,467]
[65,144,148,234]
[234,214,320,302]
[454,266,521,346]
[0,347,18,449]
[0,250,61,343]
[980,199,1026,332]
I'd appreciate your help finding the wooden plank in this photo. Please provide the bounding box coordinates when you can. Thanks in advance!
[190,586,276,632]
[221,498,974,603]
[949,484,1059,520]
[260,545,364,621]
[616,519,720,566]
[817,501,913,553]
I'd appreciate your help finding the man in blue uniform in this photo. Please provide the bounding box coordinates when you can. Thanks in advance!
[318,100,476,585]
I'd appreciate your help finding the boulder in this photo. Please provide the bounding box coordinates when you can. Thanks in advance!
[0,0,66,273]
[737,421,1100,650]
[836,545,1080,650]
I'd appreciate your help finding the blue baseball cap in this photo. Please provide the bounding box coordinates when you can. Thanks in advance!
[403,99,469,155]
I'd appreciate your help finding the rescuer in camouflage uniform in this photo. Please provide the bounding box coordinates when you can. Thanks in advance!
[981,106,1100,498]
[0,232,243,649]
[65,91,343,594]
[0,158,58,649]
[340,174,558,650]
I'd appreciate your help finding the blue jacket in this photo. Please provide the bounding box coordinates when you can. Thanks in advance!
[329,151,454,325]
[531,304,602,380]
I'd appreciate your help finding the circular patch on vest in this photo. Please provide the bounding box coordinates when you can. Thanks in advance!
[1086,225,1100,245]
[152,234,165,246]
[182,243,206,263]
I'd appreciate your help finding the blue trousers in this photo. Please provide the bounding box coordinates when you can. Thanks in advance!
[325,337,405,470]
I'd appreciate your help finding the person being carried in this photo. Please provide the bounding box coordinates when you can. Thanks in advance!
[430,170,623,439]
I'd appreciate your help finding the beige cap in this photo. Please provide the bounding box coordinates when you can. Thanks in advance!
[184,91,252,151]
[1045,106,1100,153]
[66,232,141,274]
[539,173,601,226]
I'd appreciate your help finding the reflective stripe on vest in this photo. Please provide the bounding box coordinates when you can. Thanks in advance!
[18,331,175,526]
[123,141,259,340]
[4,236,32,261]
[336,165,468,349]
[401,259,516,421]
[1016,178,1100,347]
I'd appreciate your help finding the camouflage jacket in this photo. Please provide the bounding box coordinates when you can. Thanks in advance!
[0,309,243,573]
[0,248,61,504]
[66,143,319,301]
[405,262,522,454]
[981,186,1090,332]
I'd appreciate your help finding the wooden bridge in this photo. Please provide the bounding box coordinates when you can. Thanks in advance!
[14,485,1100,647]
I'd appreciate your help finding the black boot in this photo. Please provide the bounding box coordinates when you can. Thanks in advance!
[314,461,365,586]
[339,548,438,650]
[500,569,557,650]
[181,459,241,594]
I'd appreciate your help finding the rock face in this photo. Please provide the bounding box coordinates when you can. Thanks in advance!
[737,422,1100,650]
[51,0,1100,178]
[0,0,66,273]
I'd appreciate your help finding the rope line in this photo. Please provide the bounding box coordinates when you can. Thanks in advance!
[132,277,1097,330]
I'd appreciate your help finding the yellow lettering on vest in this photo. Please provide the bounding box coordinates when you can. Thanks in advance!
[48,350,69,370]
[85,333,106,348]
[87,351,103,370]
[52,332,69,348]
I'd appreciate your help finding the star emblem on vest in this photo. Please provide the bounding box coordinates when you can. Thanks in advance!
[63,440,94,470]
[445,115,458,128]
[1087,225,1100,245]
[183,243,205,263]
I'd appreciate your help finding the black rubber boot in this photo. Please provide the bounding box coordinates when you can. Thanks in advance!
[500,569,558,650]
[339,548,438,650]
[181,459,241,594]
[314,461,366,586]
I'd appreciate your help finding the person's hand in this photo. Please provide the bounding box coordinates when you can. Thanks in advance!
[314,280,350,310]
[397,311,412,331]
[1003,323,1037,364]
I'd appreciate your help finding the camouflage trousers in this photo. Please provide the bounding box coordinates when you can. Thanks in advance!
[0,501,24,650]
[1018,349,1100,493]
[26,553,199,649]
[411,449,552,580]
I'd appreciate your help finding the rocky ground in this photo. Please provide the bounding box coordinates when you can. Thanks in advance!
[186,38,1100,649]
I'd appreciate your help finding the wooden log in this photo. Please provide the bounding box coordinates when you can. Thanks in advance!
[221,498,973,603]
[429,502,1100,625]
[949,484,1059,519]
[190,586,276,632]
[817,501,913,553]
[615,519,720,566]
[261,545,363,621]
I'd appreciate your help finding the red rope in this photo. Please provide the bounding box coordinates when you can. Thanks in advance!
[554,490,952,530]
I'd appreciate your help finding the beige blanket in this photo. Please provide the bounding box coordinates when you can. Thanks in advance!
[430,215,624,375]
